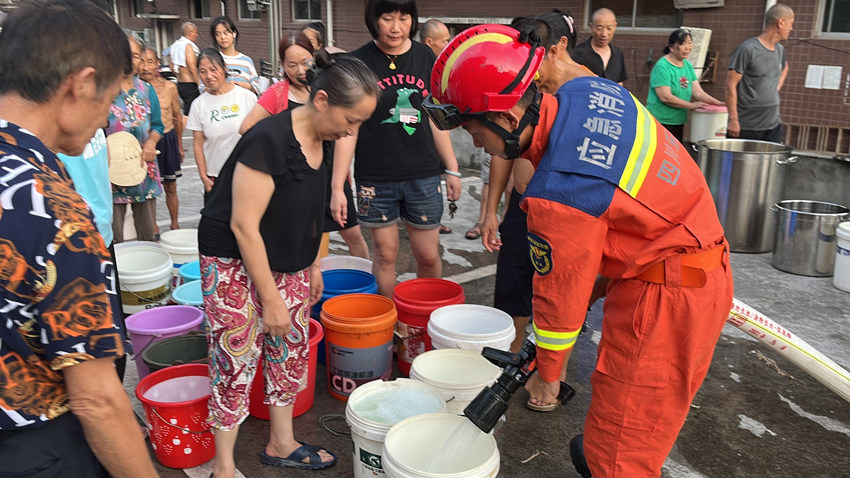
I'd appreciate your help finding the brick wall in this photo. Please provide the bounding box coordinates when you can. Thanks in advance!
[117,0,850,141]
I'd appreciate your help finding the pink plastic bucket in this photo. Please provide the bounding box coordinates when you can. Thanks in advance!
[125,305,204,379]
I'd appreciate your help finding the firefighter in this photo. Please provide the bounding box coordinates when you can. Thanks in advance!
[423,24,734,477]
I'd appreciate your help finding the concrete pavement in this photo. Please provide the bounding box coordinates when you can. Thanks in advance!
[126,131,850,477]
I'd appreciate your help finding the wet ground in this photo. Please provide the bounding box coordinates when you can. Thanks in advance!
[124,132,850,477]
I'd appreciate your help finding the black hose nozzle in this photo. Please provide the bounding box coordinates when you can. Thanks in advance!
[463,338,537,433]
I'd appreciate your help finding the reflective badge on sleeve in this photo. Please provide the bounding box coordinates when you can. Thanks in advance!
[527,232,553,275]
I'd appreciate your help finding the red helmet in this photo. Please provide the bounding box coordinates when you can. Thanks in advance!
[429,24,544,115]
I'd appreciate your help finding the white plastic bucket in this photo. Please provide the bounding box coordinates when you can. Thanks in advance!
[690,105,728,143]
[382,413,499,478]
[427,305,515,352]
[115,245,173,315]
[160,229,199,285]
[321,254,373,273]
[345,379,447,478]
[409,349,500,415]
[115,240,161,252]
[834,222,850,292]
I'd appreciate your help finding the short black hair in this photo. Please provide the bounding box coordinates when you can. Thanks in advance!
[303,21,327,48]
[511,9,577,55]
[0,0,131,103]
[364,0,418,40]
[197,47,229,77]
[664,28,691,55]
[210,15,238,50]
[308,52,381,108]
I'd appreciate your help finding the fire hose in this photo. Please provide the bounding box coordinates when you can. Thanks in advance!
[726,298,850,404]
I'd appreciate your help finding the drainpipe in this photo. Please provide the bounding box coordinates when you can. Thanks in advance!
[326,0,334,47]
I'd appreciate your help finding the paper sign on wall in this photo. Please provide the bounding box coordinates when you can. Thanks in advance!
[806,65,843,90]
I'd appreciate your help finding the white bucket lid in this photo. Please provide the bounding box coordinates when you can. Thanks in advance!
[428,305,515,341]
[159,229,199,253]
[115,246,173,276]
[410,349,500,391]
[345,379,446,441]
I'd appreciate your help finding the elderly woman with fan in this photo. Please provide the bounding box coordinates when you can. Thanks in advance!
[107,31,164,243]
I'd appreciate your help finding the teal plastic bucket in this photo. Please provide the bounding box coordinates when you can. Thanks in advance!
[178,260,201,285]
[312,269,378,364]
[172,280,203,308]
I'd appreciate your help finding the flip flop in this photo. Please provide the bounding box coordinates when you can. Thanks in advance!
[261,443,337,470]
[439,224,452,234]
[465,223,483,240]
[526,381,576,412]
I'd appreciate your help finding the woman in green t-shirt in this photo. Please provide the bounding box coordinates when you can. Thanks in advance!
[646,29,724,142]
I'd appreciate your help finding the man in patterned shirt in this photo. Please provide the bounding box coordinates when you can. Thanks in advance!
[0,1,158,476]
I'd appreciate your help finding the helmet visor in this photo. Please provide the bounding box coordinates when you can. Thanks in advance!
[422,94,479,130]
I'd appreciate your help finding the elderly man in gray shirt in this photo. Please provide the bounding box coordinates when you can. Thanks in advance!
[726,3,794,143]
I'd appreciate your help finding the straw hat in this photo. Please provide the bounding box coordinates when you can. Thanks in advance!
[107,131,147,187]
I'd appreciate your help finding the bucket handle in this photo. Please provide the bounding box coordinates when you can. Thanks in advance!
[120,284,171,306]
[129,332,162,361]
[776,155,798,165]
[150,406,211,435]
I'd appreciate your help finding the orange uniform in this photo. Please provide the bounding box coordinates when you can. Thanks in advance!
[522,78,734,477]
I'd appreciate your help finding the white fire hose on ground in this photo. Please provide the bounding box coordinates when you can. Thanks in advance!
[726,298,850,403]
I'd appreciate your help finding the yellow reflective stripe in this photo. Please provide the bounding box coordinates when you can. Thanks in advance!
[619,95,657,197]
[533,323,580,351]
[442,33,513,95]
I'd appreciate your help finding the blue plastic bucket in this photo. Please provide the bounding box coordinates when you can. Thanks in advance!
[178,260,201,285]
[172,281,203,308]
[313,269,378,364]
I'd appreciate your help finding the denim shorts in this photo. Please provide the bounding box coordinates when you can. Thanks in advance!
[356,175,444,230]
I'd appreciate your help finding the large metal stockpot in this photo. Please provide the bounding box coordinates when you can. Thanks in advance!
[771,200,850,277]
[697,139,797,252]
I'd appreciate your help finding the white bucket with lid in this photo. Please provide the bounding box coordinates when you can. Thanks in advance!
[690,105,728,143]
[115,245,173,314]
[345,378,447,477]
[159,229,199,286]
[409,349,500,415]
[321,254,373,273]
[834,222,850,292]
[382,413,499,478]
[428,305,515,352]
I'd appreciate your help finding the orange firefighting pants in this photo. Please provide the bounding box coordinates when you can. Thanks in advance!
[583,250,734,477]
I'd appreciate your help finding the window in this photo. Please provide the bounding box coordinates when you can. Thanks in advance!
[588,0,681,29]
[821,0,850,35]
[131,0,146,17]
[293,0,321,21]
[190,0,209,19]
[239,0,262,20]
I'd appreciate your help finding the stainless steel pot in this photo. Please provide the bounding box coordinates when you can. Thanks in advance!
[697,139,797,252]
[771,200,850,276]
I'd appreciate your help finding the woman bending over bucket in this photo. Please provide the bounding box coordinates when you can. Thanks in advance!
[197,55,379,476]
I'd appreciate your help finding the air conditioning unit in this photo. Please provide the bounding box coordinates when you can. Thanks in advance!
[246,0,267,11]
[674,0,724,8]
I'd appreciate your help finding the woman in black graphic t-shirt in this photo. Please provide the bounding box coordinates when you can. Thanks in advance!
[330,0,462,298]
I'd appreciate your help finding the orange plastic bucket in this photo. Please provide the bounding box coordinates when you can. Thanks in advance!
[392,279,465,376]
[248,318,324,420]
[321,293,397,401]
[135,363,214,468]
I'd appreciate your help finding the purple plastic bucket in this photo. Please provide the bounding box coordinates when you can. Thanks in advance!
[125,305,205,379]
